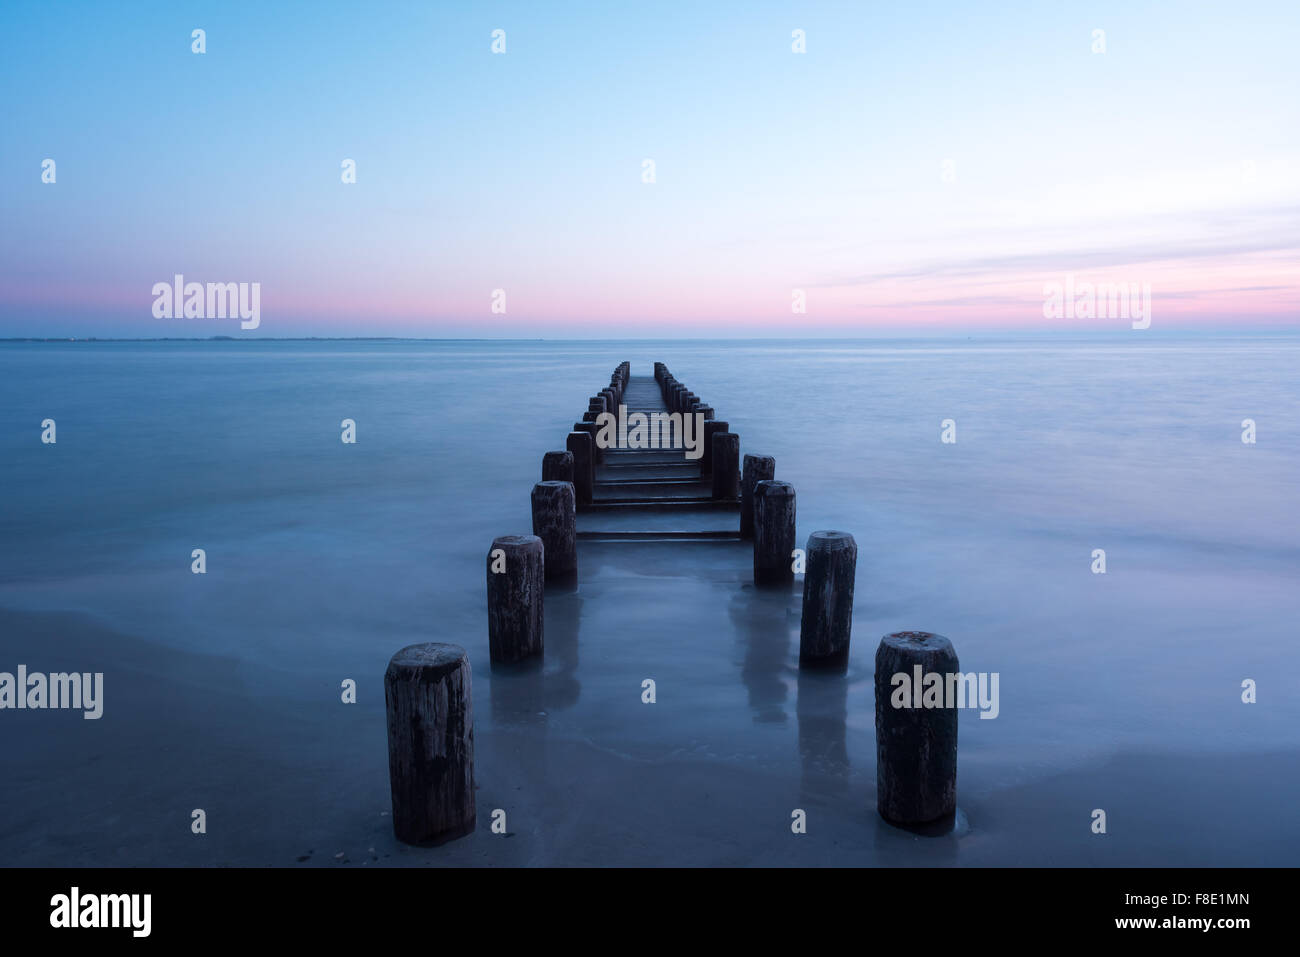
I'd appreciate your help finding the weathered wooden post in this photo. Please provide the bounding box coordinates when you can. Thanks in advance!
[542,450,573,483]
[486,535,544,663]
[574,420,601,463]
[799,531,857,667]
[531,480,577,581]
[384,643,476,844]
[740,454,775,539]
[702,420,729,476]
[711,432,740,499]
[874,631,959,825]
[697,404,715,421]
[565,431,593,504]
[753,480,796,586]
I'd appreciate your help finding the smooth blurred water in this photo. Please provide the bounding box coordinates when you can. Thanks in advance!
[1,337,1297,865]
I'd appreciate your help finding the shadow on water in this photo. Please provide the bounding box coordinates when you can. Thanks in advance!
[488,656,547,729]
[727,582,799,724]
[541,583,582,711]
[880,808,967,838]
[488,586,583,729]
[795,668,850,801]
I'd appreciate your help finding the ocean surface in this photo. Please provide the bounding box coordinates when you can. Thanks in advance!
[1,337,1297,866]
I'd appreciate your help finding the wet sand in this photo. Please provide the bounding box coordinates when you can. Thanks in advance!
[3,542,1295,867]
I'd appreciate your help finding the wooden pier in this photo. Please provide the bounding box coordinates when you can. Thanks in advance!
[565,363,741,542]
[386,360,956,846]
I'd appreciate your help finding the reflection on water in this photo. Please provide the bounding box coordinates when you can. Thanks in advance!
[796,669,850,801]
[728,584,797,724]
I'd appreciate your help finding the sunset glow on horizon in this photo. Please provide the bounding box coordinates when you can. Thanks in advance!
[2,0,1297,337]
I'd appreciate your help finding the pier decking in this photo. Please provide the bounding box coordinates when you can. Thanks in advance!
[567,364,741,542]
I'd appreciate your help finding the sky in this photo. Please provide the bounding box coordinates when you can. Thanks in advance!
[0,0,1297,337]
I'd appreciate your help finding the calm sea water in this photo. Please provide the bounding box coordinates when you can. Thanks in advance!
[1,337,1297,865]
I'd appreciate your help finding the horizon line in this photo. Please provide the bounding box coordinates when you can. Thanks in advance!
[5,330,1300,343]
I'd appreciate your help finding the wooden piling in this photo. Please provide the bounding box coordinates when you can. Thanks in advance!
[530,480,577,580]
[565,432,593,504]
[574,420,601,462]
[740,454,775,539]
[874,631,959,825]
[702,419,729,476]
[799,531,857,668]
[753,480,796,586]
[711,432,740,499]
[486,535,545,663]
[384,642,476,844]
[542,450,574,483]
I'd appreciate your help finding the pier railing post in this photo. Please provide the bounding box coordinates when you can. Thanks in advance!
[874,631,959,825]
[542,450,574,483]
[486,535,545,663]
[574,420,601,463]
[753,480,796,585]
[565,432,593,504]
[384,643,476,844]
[702,419,729,476]
[711,432,740,499]
[530,480,577,580]
[799,531,857,668]
[740,454,775,539]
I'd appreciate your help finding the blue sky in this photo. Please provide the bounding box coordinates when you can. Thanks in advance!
[1,0,1297,336]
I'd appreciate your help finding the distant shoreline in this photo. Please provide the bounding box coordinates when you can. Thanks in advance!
[3,331,1300,344]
